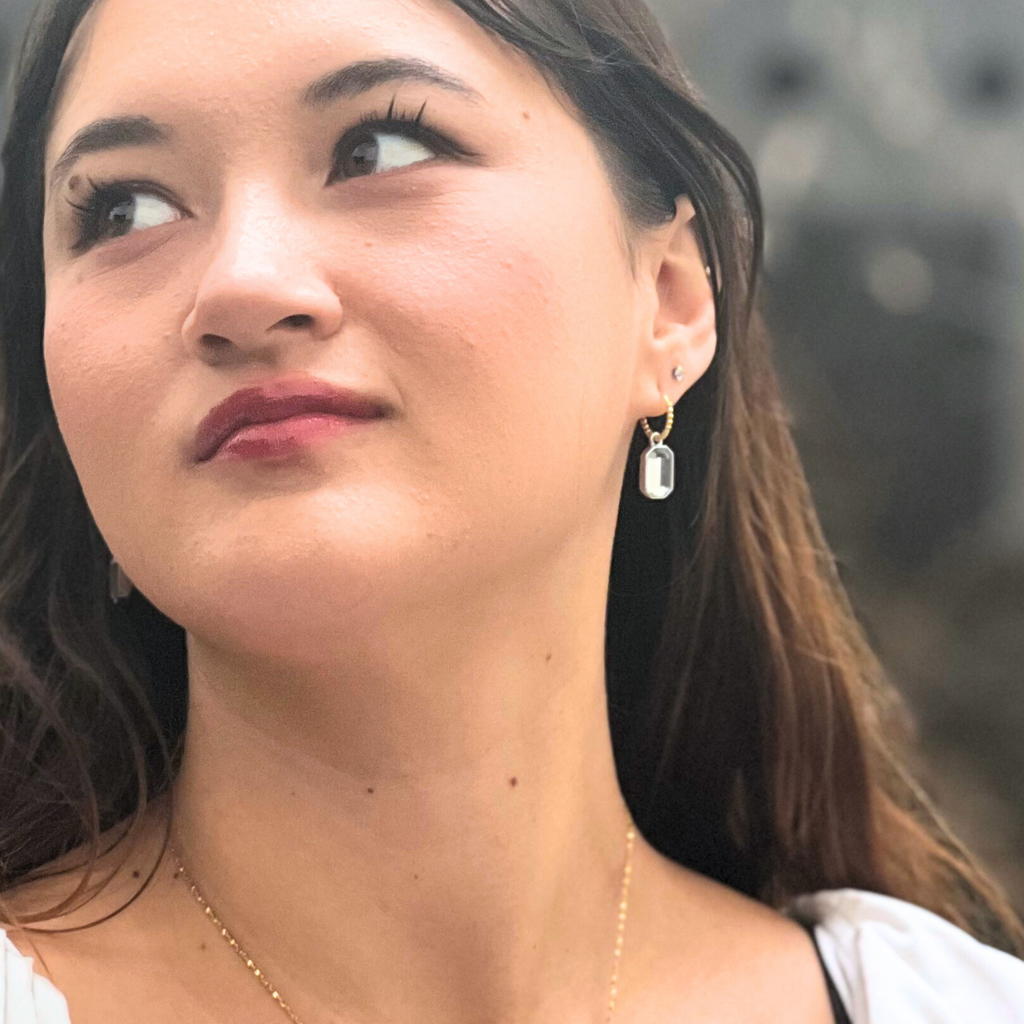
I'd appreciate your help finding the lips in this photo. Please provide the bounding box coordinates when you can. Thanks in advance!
[192,375,387,463]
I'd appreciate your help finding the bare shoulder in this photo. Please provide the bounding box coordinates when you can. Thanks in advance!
[623,840,838,1024]
[0,796,242,1024]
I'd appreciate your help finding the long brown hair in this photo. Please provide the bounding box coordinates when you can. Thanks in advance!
[2,0,1022,954]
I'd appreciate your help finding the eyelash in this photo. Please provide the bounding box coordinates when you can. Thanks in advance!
[65,99,472,255]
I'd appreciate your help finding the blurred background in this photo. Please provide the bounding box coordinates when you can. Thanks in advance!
[2,0,1022,912]
[652,0,1024,914]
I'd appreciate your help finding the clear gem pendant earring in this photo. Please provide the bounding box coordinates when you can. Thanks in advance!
[639,368,682,500]
[109,558,133,603]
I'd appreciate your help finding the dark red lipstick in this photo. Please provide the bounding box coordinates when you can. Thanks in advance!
[192,375,387,464]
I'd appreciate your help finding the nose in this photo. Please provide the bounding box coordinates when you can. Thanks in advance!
[182,183,344,358]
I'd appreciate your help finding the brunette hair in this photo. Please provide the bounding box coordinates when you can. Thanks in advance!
[2,0,1022,953]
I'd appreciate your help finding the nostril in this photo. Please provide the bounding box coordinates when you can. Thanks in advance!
[279,314,314,329]
[200,333,232,349]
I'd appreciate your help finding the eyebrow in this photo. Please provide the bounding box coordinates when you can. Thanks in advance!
[303,55,483,108]
[48,116,171,200]
[48,56,483,201]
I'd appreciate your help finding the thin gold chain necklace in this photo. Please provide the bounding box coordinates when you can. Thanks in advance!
[170,821,636,1024]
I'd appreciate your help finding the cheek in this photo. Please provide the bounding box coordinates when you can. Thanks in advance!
[43,285,173,534]
[362,183,636,491]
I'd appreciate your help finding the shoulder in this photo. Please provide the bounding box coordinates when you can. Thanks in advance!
[787,888,1024,1024]
[627,847,844,1022]
[0,928,72,1024]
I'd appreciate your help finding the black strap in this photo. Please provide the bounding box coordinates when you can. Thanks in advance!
[799,921,854,1024]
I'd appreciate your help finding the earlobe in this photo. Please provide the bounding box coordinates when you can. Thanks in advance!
[648,261,717,403]
[680,287,718,386]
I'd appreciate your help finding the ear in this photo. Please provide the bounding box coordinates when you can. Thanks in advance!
[631,196,717,423]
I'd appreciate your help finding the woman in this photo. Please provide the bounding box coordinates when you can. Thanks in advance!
[0,0,1022,1021]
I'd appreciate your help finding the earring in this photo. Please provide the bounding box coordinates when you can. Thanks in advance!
[639,394,675,500]
[109,558,134,604]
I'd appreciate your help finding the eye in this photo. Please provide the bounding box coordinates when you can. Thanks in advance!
[326,103,474,185]
[67,180,183,254]
[109,192,179,233]
[336,129,435,179]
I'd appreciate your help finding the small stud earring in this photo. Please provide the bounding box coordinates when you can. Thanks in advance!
[672,366,685,381]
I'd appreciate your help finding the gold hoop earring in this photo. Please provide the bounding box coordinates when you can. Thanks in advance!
[638,395,675,500]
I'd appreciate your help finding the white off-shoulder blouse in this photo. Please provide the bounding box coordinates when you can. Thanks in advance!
[2,888,1023,1022]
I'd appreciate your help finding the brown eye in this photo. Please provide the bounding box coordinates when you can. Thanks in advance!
[326,113,471,186]
[336,130,436,180]
[67,180,184,255]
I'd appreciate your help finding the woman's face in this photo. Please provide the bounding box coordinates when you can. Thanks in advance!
[41,0,669,655]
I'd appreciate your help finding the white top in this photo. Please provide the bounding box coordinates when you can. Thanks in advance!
[789,888,1024,1023]
[2,887,1023,1022]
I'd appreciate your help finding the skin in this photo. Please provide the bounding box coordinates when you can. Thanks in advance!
[15,0,835,1020]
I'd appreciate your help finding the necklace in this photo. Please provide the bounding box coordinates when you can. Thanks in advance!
[170,820,636,1024]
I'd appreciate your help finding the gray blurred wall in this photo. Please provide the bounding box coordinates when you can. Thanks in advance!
[0,0,33,139]
[653,0,1024,560]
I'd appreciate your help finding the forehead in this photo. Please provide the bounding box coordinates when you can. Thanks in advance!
[49,0,537,148]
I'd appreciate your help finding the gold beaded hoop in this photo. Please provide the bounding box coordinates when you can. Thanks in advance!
[640,394,674,445]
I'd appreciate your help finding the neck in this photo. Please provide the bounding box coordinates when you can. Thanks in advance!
[168,572,637,1024]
